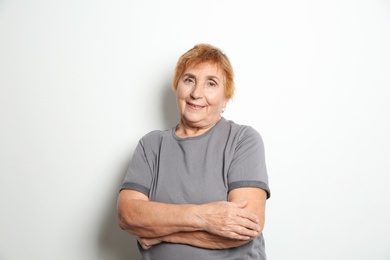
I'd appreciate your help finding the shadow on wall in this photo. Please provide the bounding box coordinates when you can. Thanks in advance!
[161,83,179,129]
[98,158,142,260]
[97,83,179,260]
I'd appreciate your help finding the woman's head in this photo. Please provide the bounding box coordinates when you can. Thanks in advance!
[172,44,235,101]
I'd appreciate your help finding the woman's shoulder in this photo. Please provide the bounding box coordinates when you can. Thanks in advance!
[139,128,173,146]
[222,119,265,154]
[223,118,262,138]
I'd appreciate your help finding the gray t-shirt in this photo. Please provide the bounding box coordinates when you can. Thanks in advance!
[121,117,270,260]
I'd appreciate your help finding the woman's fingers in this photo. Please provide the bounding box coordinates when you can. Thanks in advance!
[198,201,261,239]
[138,237,162,250]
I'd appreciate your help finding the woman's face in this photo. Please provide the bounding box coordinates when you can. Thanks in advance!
[176,62,227,129]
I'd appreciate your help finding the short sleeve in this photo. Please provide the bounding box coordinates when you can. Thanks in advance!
[120,139,154,196]
[227,126,270,199]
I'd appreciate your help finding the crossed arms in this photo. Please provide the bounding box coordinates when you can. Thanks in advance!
[117,187,267,250]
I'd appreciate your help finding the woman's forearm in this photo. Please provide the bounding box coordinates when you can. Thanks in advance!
[117,190,260,239]
[139,230,256,250]
[118,191,200,237]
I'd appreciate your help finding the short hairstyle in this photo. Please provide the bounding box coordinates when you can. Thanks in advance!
[172,43,235,100]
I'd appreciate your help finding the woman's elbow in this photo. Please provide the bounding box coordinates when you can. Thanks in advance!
[117,192,137,233]
[117,203,137,233]
[118,212,129,231]
[118,213,150,237]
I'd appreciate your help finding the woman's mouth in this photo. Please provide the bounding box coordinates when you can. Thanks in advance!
[187,102,204,109]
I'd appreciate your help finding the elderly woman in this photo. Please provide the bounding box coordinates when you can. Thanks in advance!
[117,43,270,259]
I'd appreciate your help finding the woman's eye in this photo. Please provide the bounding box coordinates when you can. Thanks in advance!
[185,78,194,83]
[207,81,216,87]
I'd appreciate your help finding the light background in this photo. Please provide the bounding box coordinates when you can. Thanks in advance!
[1,0,389,259]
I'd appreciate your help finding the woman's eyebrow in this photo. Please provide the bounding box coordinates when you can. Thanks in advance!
[207,75,221,82]
[182,73,195,78]
[182,73,221,82]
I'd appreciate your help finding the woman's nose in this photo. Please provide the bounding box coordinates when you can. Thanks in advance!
[190,83,203,99]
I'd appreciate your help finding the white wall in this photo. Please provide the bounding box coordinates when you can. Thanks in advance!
[1,0,389,259]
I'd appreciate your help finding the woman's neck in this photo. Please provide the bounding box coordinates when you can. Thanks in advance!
[176,117,221,138]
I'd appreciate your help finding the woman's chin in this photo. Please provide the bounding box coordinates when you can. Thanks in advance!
[180,114,220,128]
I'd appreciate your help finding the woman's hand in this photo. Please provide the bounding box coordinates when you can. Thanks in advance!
[138,237,162,250]
[196,200,261,240]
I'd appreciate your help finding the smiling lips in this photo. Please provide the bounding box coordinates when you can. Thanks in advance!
[187,102,205,110]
